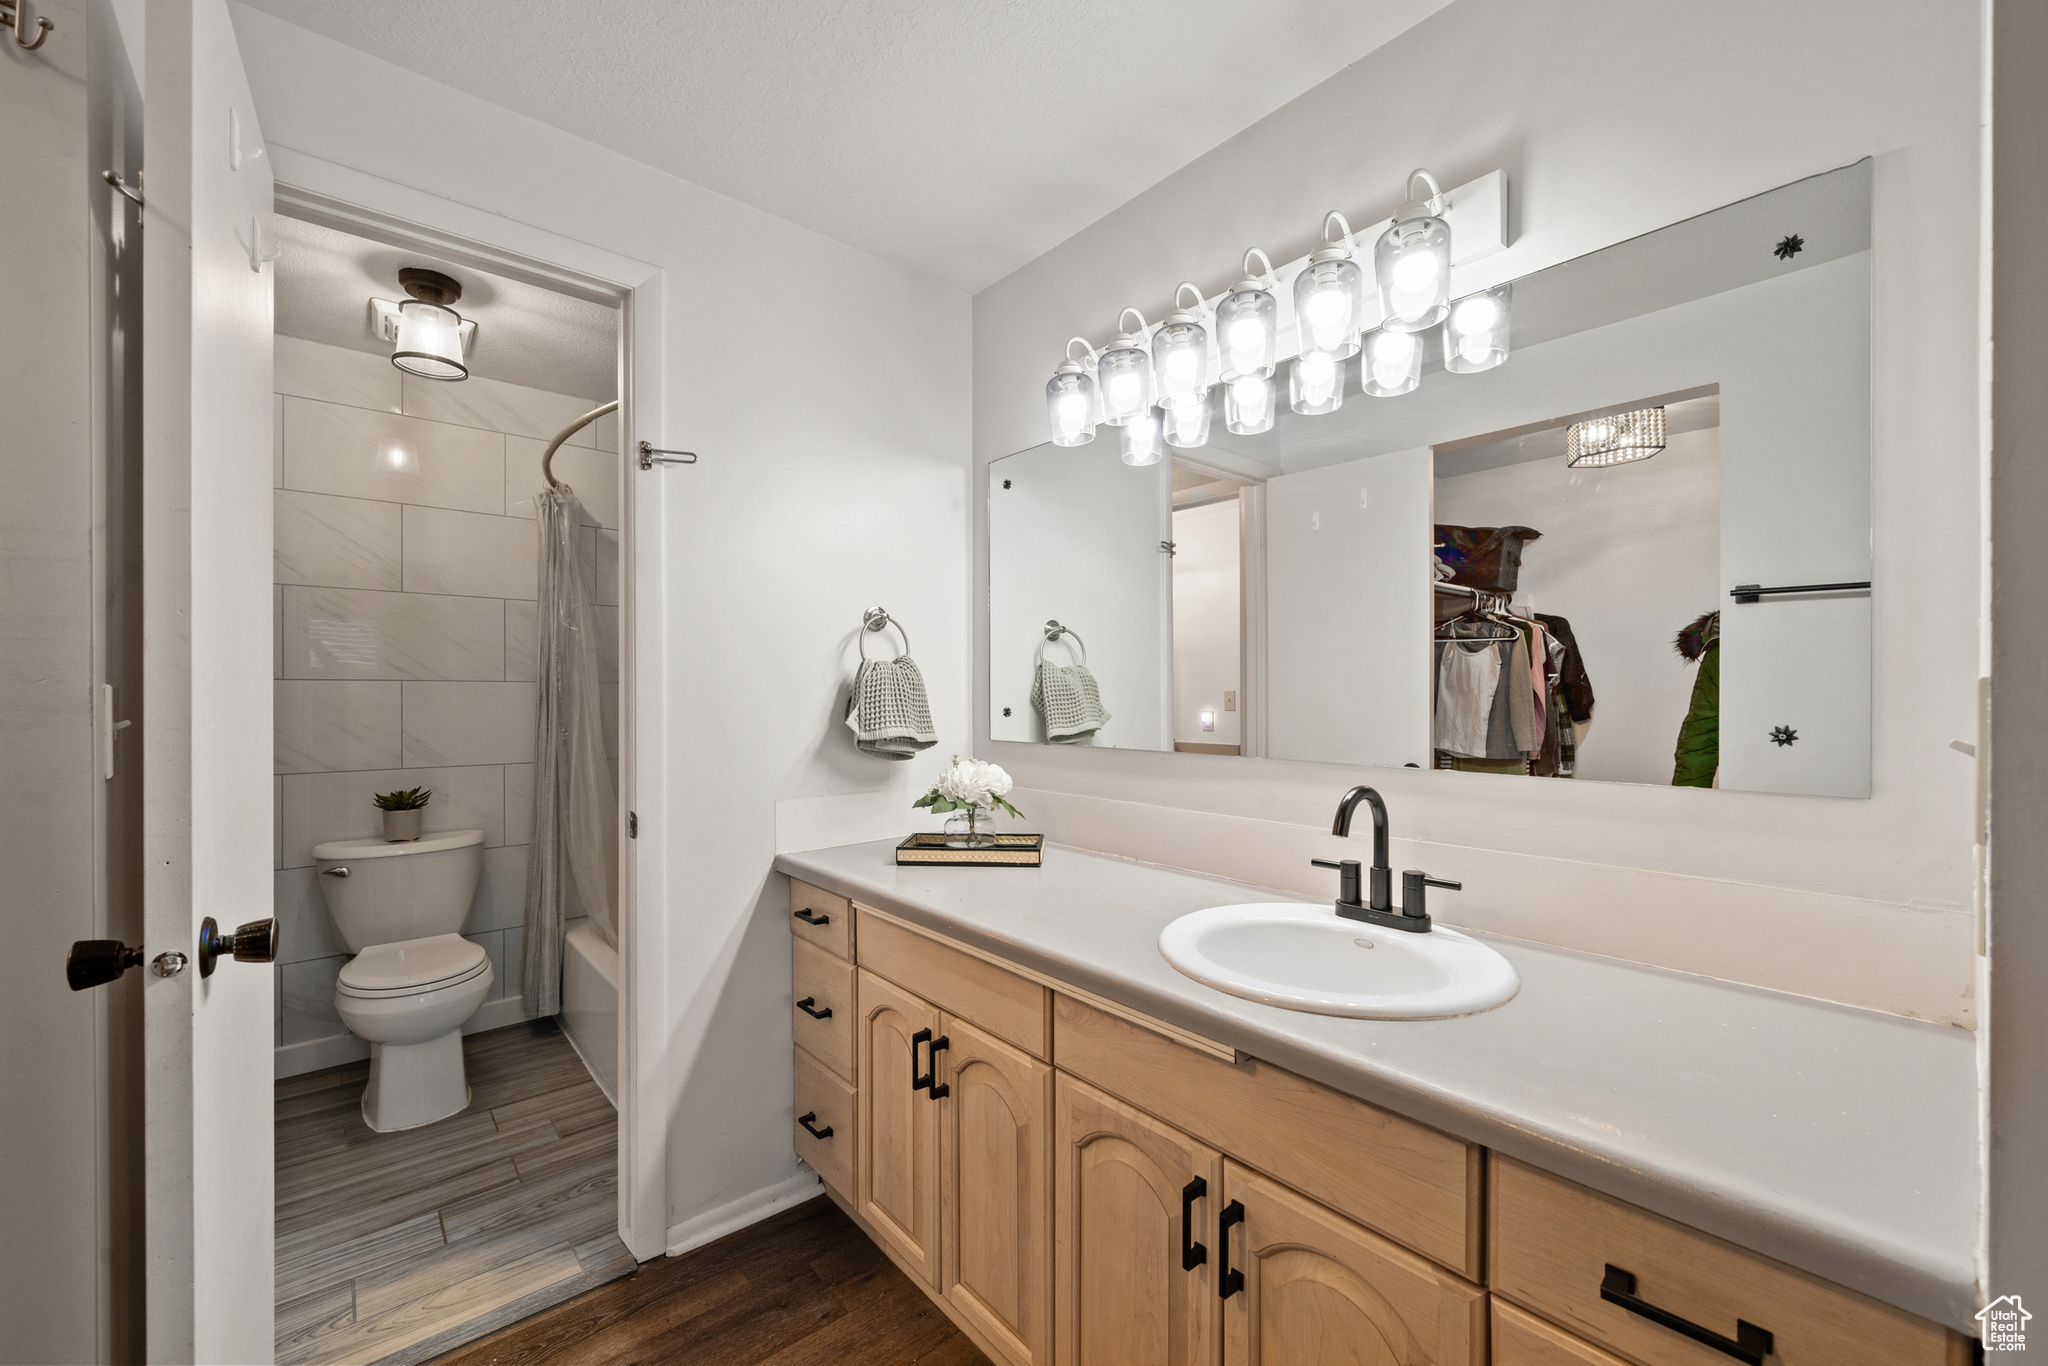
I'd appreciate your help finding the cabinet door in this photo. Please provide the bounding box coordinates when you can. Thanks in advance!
[1221,1162,1484,1366]
[938,1013,1054,1366]
[858,968,942,1287]
[1055,1074,1222,1366]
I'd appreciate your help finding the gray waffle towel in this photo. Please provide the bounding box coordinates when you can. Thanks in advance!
[845,656,939,759]
[1031,660,1110,744]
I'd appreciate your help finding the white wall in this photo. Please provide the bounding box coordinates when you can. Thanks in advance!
[228,5,973,1253]
[972,0,1982,1027]
[1170,499,1241,747]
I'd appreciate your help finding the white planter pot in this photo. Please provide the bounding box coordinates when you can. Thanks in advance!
[382,809,425,842]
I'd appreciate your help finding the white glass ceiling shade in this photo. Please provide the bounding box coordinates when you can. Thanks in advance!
[1442,284,1511,374]
[1360,328,1422,398]
[1097,308,1154,426]
[1120,407,1165,465]
[1289,350,1345,416]
[1224,373,1276,435]
[1374,170,1453,334]
[1217,249,1278,380]
[1152,317,1210,410]
[1294,215,1366,361]
[1567,406,1667,467]
[1162,395,1212,448]
[392,299,468,380]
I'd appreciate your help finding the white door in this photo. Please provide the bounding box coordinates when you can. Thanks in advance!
[142,1,278,1358]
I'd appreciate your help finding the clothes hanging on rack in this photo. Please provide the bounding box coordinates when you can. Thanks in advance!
[1434,635,1502,758]
[1534,613,1596,724]
[1432,590,1592,775]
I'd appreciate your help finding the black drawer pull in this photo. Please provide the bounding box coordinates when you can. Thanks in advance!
[1180,1177,1208,1270]
[794,907,831,926]
[797,996,833,1020]
[797,1111,833,1140]
[1217,1200,1245,1299]
[926,1035,950,1098]
[1601,1264,1774,1365]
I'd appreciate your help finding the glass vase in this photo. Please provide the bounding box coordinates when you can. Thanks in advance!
[944,808,994,850]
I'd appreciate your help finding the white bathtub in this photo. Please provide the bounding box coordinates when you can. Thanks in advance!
[561,918,619,1106]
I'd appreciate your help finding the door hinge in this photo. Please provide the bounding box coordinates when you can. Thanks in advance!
[628,811,638,838]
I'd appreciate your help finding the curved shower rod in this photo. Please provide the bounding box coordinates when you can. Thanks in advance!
[539,401,620,490]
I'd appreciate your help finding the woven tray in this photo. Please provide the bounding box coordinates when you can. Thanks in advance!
[895,833,1044,867]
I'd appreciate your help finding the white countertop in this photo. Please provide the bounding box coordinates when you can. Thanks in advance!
[773,839,1982,1333]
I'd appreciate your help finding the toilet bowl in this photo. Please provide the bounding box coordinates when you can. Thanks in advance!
[313,829,491,1132]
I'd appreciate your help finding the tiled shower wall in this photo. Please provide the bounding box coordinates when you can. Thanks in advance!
[271,335,619,1078]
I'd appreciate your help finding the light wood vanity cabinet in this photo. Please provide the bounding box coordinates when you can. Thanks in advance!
[786,886,1969,1366]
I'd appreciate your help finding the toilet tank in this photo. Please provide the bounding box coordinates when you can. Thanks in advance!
[312,829,487,952]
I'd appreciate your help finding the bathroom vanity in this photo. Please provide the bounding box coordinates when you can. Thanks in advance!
[775,842,1977,1366]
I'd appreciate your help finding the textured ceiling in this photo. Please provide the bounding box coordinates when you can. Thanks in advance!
[274,215,618,398]
[235,0,1452,292]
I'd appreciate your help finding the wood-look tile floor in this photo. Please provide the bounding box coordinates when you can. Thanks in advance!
[430,1195,990,1366]
[276,1019,633,1366]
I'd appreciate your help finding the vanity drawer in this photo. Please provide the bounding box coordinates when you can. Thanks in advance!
[1490,1158,1959,1366]
[1491,1300,1631,1366]
[789,878,852,959]
[792,937,856,1082]
[1053,994,1480,1279]
[856,908,1050,1060]
[793,1050,856,1197]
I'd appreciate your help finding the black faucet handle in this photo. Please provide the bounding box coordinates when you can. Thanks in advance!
[1312,858,1364,908]
[1399,869,1461,924]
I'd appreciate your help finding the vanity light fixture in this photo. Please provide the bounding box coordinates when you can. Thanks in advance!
[372,268,474,381]
[1096,308,1156,426]
[1289,349,1345,416]
[1216,249,1279,380]
[1442,284,1511,373]
[1566,405,1666,467]
[1152,284,1216,411]
[1223,372,1277,435]
[1162,393,1212,449]
[1293,212,1366,361]
[1120,407,1165,465]
[1374,170,1453,333]
[1045,337,1099,446]
[1360,328,1423,397]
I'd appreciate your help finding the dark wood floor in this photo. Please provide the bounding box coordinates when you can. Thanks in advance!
[430,1195,991,1366]
[276,1019,632,1366]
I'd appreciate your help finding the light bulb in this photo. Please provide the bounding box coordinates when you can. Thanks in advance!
[1290,351,1345,415]
[1107,372,1141,409]
[1044,355,1098,446]
[1055,393,1090,438]
[1227,318,1265,357]
[1392,250,1441,294]
[1121,408,1164,466]
[1458,334,1492,365]
[1361,328,1421,398]
[1301,352,1338,401]
[1442,284,1511,374]
[1451,296,1498,334]
[1161,348,1200,401]
[1163,397,1211,449]
[1225,374,1275,435]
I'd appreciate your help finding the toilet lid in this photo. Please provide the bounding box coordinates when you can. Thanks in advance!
[338,933,490,996]
[313,828,485,862]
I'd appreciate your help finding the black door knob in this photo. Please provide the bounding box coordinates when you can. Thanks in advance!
[196,916,280,977]
[67,940,144,991]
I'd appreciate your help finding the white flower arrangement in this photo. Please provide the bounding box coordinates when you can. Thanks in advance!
[914,755,1024,821]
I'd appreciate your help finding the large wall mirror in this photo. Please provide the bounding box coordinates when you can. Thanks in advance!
[989,163,1872,797]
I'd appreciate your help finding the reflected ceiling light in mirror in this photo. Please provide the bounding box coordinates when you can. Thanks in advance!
[1045,337,1099,446]
[1162,394,1212,449]
[1224,372,1276,435]
[1097,308,1156,425]
[1360,328,1422,397]
[1120,407,1165,465]
[1374,170,1453,333]
[1294,213,1366,360]
[1566,405,1666,467]
[1217,249,1278,380]
[1442,284,1511,373]
[1289,349,1345,415]
[387,268,471,381]
[1153,284,1215,411]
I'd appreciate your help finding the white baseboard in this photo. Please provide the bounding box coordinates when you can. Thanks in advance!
[463,995,540,1036]
[274,1032,370,1079]
[665,1169,825,1258]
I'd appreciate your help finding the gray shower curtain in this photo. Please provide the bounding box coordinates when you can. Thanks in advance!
[523,485,618,1017]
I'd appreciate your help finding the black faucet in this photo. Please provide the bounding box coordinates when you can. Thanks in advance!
[1312,785,1462,933]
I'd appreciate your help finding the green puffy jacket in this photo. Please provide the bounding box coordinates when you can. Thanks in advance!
[1672,612,1719,788]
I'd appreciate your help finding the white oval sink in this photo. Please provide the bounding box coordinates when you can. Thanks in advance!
[1159,903,1520,1020]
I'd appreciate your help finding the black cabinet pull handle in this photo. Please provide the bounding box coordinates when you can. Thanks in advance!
[1217,1200,1245,1299]
[794,907,830,926]
[797,1111,833,1140]
[1181,1177,1208,1270]
[927,1035,950,1098]
[912,1028,933,1093]
[1600,1265,1774,1365]
[797,996,833,1020]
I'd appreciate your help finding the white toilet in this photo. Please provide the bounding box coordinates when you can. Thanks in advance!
[313,829,495,1132]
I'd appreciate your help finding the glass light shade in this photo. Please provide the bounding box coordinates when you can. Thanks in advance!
[1360,328,1422,398]
[1152,318,1211,410]
[1096,344,1153,426]
[1293,257,1365,360]
[1374,215,1453,333]
[1120,408,1165,466]
[1045,369,1097,446]
[1567,406,1667,467]
[1442,285,1511,374]
[392,299,468,380]
[1216,286,1278,379]
[1224,373,1276,435]
[1289,350,1345,416]
[1162,395,1212,449]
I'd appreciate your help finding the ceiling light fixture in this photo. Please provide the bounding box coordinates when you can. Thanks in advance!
[1442,284,1511,373]
[1567,405,1666,467]
[1120,407,1165,466]
[1294,212,1365,360]
[1216,249,1278,380]
[1374,170,1453,333]
[1289,349,1345,416]
[1152,283,1216,411]
[1097,308,1156,426]
[1045,337,1099,447]
[370,268,475,381]
[1162,394,1212,449]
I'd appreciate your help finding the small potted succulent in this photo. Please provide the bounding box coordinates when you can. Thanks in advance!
[374,786,432,842]
[913,756,1023,849]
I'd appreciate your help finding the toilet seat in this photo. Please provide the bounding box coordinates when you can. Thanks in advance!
[338,933,489,998]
